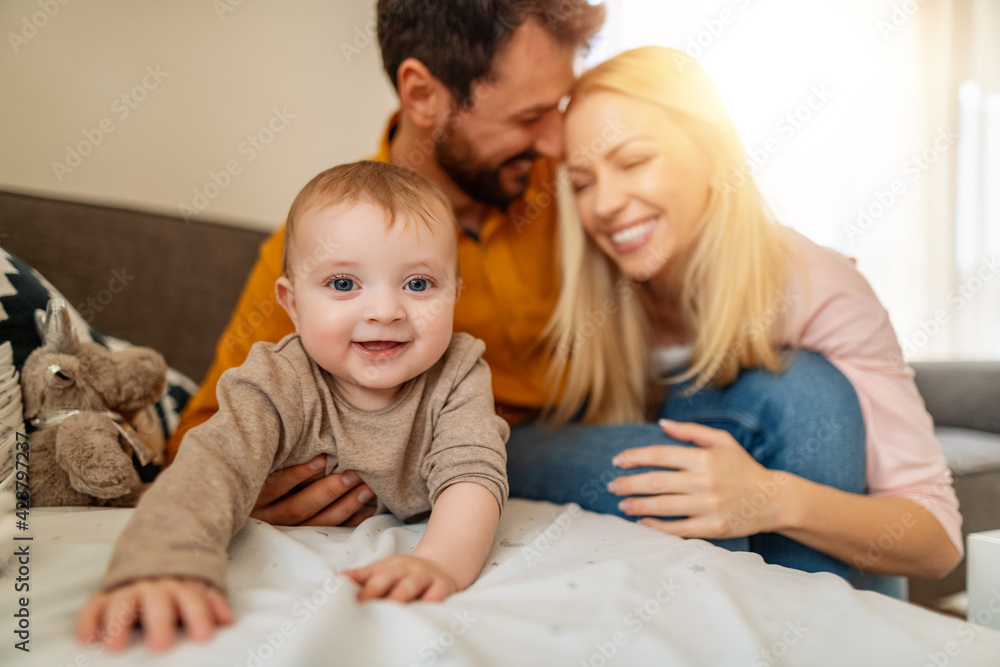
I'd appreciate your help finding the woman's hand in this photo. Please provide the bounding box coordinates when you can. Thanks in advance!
[342,555,458,603]
[608,419,789,539]
[250,454,377,527]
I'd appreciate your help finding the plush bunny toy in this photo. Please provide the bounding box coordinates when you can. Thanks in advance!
[20,299,167,507]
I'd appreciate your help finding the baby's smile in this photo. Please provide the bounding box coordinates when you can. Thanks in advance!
[354,340,410,359]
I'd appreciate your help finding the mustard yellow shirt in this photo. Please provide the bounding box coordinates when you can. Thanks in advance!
[168,116,560,461]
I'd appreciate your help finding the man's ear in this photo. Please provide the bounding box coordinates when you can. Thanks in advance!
[275,276,299,330]
[397,57,451,130]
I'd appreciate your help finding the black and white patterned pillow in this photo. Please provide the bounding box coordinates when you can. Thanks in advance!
[0,247,195,448]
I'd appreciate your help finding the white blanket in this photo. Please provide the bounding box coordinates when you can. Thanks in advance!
[3,500,999,666]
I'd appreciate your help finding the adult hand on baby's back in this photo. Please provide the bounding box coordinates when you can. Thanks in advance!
[77,577,233,652]
[608,420,791,539]
[250,454,377,527]
[342,555,458,603]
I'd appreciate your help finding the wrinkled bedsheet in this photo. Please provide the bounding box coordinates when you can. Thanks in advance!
[3,500,999,666]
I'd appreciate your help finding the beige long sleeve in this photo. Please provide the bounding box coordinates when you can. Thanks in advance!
[102,333,508,592]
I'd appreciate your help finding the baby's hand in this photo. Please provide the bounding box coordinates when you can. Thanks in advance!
[342,555,458,603]
[77,577,234,652]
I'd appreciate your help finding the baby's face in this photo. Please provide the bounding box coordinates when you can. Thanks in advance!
[277,201,458,409]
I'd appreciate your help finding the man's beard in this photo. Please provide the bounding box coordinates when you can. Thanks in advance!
[434,121,538,211]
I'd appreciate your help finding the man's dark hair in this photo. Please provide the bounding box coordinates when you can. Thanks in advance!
[377,0,605,107]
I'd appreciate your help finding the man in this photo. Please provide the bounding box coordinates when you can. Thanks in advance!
[168,0,605,525]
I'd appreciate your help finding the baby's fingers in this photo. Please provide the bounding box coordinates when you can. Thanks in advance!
[172,583,229,645]
[138,585,180,652]
[418,578,453,603]
[340,564,373,585]
[99,590,143,652]
[357,569,402,602]
[384,572,432,603]
[76,593,110,645]
[208,587,236,626]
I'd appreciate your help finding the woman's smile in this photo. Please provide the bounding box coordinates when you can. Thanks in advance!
[609,216,658,253]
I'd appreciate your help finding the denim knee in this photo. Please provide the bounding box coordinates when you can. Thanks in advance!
[662,350,866,494]
[506,421,670,517]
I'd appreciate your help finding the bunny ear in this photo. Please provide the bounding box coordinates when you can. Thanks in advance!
[33,308,46,339]
[38,298,79,354]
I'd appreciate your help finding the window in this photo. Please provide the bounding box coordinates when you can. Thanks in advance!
[589,0,1000,360]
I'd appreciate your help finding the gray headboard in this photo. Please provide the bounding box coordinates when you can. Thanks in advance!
[1,190,269,382]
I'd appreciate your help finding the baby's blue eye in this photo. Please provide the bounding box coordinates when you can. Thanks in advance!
[407,278,429,292]
[331,278,354,291]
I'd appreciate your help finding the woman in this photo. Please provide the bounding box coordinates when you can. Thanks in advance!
[505,46,961,593]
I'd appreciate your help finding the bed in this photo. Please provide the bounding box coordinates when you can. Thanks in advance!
[4,499,1000,666]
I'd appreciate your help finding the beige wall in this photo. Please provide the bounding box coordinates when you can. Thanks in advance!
[0,0,396,232]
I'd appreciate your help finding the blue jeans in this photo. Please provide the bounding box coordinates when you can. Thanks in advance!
[507,350,901,595]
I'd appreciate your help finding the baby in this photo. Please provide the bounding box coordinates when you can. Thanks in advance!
[77,161,510,652]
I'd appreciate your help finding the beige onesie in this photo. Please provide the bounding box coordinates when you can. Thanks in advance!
[103,332,509,591]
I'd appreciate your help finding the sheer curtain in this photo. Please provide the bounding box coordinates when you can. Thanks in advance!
[944,0,1000,359]
[586,0,1000,360]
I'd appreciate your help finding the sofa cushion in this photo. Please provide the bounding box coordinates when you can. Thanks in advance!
[912,361,1000,436]
[936,427,1000,476]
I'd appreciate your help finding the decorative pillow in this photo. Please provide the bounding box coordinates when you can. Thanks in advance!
[0,247,195,481]
[0,340,23,492]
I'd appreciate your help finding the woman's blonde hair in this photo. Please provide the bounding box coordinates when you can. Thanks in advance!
[544,46,795,425]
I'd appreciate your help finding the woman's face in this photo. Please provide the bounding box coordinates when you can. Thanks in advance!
[564,90,713,282]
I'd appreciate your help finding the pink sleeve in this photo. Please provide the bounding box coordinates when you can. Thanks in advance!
[780,231,963,555]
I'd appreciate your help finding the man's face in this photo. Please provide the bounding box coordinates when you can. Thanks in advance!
[434,20,576,210]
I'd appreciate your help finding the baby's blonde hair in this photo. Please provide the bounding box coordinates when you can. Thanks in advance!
[544,46,796,425]
[282,161,456,277]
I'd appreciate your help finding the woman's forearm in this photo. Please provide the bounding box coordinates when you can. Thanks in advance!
[412,482,501,590]
[773,474,961,579]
